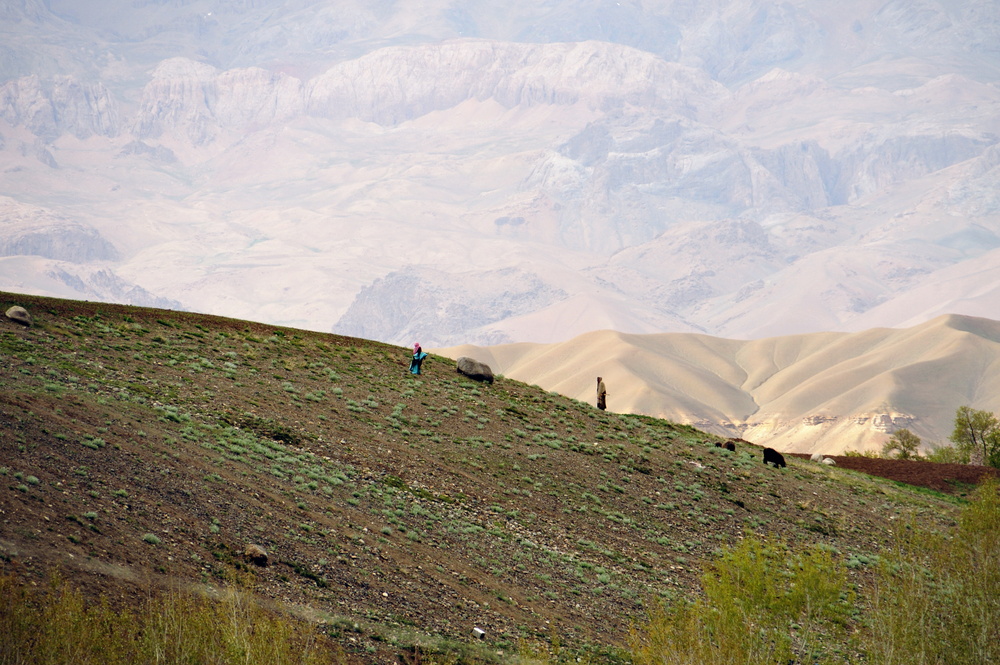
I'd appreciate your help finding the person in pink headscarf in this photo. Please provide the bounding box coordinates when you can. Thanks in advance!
[410,343,428,375]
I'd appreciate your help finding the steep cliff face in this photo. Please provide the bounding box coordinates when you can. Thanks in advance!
[332,266,568,347]
[0,197,118,262]
[305,40,727,125]
[132,59,305,144]
[0,224,117,263]
[0,75,120,141]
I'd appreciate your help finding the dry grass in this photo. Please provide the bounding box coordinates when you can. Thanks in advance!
[0,573,341,665]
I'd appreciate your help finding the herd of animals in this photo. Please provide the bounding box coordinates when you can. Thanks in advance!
[450,355,793,470]
[717,439,787,468]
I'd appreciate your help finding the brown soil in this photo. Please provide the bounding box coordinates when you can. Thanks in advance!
[799,455,999,494]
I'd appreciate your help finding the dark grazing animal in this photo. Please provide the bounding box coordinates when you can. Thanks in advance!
[763,447,786,468]
[724,440,737,452]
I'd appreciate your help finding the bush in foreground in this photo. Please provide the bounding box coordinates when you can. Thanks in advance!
[630,536,853,665]
[0,575,343,665]
[631,478,1000,665]
[864,478,1000,665]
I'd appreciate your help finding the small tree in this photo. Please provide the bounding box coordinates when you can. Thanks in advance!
[882,429,921,460]
[950,406,1000,467]
[924,441,968,464]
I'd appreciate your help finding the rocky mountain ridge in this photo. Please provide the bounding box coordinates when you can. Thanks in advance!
[1,1,999,346]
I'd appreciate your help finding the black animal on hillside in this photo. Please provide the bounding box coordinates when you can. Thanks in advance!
[763,447,786,468]
[724,440,736,452]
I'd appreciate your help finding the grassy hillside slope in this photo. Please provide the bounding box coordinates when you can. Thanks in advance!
[0,292,978,663]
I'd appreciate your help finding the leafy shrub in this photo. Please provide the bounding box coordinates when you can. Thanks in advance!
[630,536,852,665]
[0,575,342,665]
[863,479,1000,664]
[882,428,921,459]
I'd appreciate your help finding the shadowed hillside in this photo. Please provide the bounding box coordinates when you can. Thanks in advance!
[0,292,988,663]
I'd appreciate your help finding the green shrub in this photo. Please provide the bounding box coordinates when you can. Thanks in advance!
[0,575,343,665]
[863,478,1000,665]
[630,536,852,665]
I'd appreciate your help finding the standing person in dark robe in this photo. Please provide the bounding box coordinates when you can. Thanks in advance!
[410,343,428,375]
[596,376,607,410]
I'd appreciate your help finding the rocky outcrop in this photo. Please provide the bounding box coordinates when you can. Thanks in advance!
[305,40,728,126]
[117,141,177,163]
[456,357,494,384]
[48,268,183,310]
[243,543,268,566]
[833,130,996,204]
[332,266,567,347]
[124,41,727,143]
[0,224,118,262]
[132,59,305,144]
[5,306,32,326]
[0,75,120,141]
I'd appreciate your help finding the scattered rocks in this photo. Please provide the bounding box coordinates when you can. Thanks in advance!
[5,306,32,326]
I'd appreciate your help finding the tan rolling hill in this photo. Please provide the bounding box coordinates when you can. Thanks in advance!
[437,314,1000,455]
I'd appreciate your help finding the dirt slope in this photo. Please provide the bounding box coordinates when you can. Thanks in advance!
[0,292,988,663]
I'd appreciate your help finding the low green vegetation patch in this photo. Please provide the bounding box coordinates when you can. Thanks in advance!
[631,479,1000,665]
[0,575,343,665]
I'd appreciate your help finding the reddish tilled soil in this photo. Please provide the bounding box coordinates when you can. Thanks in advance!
[790,454,998,495]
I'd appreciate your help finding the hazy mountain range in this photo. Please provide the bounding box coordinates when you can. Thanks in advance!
[440,313,1000,454]
[2,0,999,349]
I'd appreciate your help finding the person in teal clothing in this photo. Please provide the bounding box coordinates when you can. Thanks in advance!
[410,343,428,375]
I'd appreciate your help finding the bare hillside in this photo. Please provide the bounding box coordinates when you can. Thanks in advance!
[438,314,1000,454]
